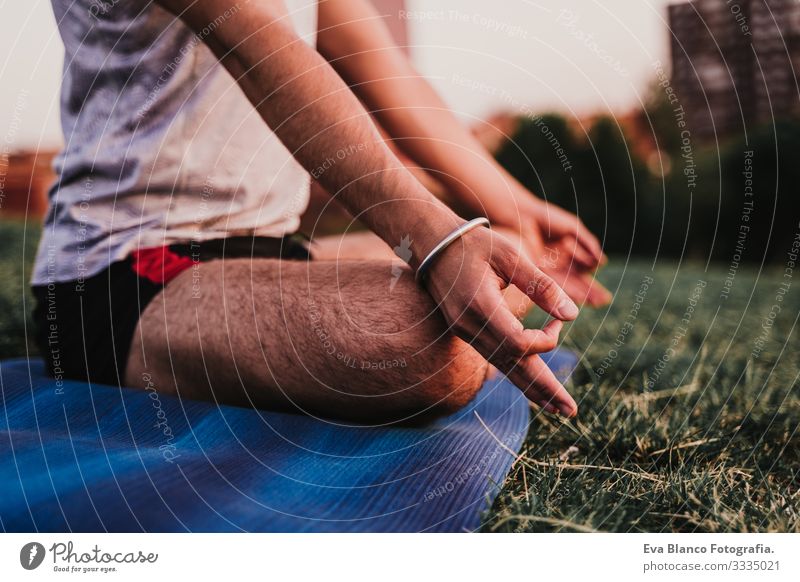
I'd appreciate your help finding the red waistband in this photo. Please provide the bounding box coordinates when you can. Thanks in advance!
[130,246,194,285]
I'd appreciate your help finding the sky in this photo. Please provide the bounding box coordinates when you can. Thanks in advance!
[0,0,678,149]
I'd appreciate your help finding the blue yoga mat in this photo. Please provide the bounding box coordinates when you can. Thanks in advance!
[0,350,578,533]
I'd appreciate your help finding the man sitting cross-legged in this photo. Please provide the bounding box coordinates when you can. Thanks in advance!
[32,0,609,424]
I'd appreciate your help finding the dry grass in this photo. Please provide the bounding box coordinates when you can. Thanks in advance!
[483,260,799,532]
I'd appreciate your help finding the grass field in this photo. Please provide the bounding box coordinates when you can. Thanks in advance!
[1,219,797,532]
[485,255,799,532]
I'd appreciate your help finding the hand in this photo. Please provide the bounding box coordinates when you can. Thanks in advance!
[495,197,612,307]
[529,199,606,270]
[422,225,580,417]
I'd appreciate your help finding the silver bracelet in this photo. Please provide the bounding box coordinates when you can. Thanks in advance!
[415,217,491,284]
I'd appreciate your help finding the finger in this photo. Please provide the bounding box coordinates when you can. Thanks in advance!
[500,276,534,319]
[470,318,576,417]
[477,340,573,417]
[492,250,579,321]
[489,316,562,357]
[571,220,605,264]
[477,288,563,356]
[564,236,599,270]
[581,275,613,306]
[552,273,591,305]
[542,208,603,263]
[536,401,562,415]
[546,268,612,307]
[506,354,578,417]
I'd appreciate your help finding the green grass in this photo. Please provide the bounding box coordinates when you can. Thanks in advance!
[1,219,797,532]
[484,260,799,532]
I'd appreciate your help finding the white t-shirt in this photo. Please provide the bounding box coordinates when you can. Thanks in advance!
[33,0,317,285]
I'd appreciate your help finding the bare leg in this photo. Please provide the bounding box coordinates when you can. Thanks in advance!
[125,257,489,424]
[310,230,396,261]
[311,228,535,317]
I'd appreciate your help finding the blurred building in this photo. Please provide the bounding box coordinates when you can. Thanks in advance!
[0,151,56,218]
[669,0,800,141]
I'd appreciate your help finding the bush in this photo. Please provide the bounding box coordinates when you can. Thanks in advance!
[495,110,800,263]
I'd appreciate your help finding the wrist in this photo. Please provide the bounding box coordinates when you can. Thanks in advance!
[471,179,541,230]
[358,190,465,270]
[404,205,466,270]
[414,217,490,283]
[485,194,537,234]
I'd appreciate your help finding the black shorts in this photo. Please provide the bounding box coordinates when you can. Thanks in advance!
[32,236,310,386]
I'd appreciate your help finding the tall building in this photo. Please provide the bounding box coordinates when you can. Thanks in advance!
[750,0,800,123]
[668,0,800,141]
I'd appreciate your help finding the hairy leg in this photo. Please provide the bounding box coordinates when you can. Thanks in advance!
[310,230,396,261]
[125,258,489,424]
[312,227,535,318]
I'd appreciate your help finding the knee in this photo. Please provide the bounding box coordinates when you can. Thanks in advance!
[411,338,488,419]
[379,271,489,421]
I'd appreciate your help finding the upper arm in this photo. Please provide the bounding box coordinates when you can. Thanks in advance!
[153,0,289,56]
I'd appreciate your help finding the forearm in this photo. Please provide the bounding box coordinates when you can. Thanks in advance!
[363,74,537,227]
[316,0,535,228]
[157,0,459,264]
